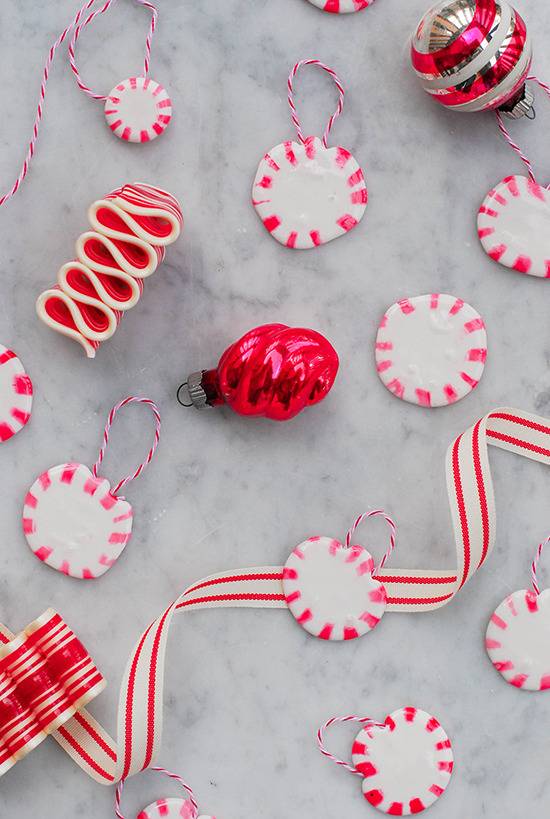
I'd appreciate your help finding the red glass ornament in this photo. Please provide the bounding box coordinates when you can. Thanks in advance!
[179,323,339,421]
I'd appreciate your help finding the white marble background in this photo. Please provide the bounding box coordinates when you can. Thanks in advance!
[1,0,550,816]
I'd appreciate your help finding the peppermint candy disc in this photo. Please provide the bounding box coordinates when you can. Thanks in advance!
[105,77,172,142]
[283,537,386,640]
[307,0,373,11]
[375,293,487,408]
[23,463,133,579]
[478,175,550,278]
[0,344,33,443]
[486,589,550,691]
[138,798,212,819]
[352,708,453,815]
[252,136,367,249]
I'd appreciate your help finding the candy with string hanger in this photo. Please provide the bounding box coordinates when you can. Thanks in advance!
[318,709,454,815]
[283,511,395,640]
[252,59,367,249]
[1,0,170,208]
[22,396,161,580]
[115,766,215,819]
[306,0,374,13]
[486,535,550,691]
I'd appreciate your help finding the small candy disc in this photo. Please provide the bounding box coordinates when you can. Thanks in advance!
[138,798,212,819]
[23,463,133,579]
[486,589,550,691]
[283,537,386,640]
[478,175,550,277]
[0,344,33,443]
[352,708,453,815]
[306,0,373,12]
[252,136,367,249]
[375,293,487,407]
[105,77,172,142]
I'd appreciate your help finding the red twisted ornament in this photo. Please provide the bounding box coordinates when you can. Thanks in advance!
[179,323,339,421]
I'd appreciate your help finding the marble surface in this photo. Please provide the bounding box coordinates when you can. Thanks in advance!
[2,0,550,816]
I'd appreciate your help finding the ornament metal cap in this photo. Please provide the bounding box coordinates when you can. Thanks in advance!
[499,84,535,119]
[176,371,214,410]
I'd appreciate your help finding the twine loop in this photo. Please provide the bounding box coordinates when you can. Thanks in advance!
[92,396,161,496]
[495,75,550,186]
[531,535,550,596]
[287,59,345,148]
[317,715,386,776]
[345,509,397,575]
[115,766,199,819]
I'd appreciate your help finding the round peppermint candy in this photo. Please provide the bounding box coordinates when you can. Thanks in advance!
[478,175,550,278]
[105,77,172,143]
[375,293,487,408]
[0,344,33,443]
[22,463,133,580]
[283,536,386,641]
[306,0,374,11]
[352,708,454,815]
[486,589,550,691]
[138,798,213,819]
[252,136,367,249]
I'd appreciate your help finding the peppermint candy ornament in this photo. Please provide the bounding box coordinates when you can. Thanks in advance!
[318,709,454,815]
[486,536,550,691]
[284,511,395,640]
[306,0,374,13]
[22,396,160,580]
[252,60,367,249]
[0,344,33,443]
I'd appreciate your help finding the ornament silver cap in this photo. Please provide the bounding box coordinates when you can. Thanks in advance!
[499,84,535,120]
[176,371,210,409]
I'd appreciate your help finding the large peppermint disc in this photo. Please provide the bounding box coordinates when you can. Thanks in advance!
[22,463,133,579]
[352,708,453,814]
[252,136,367,249]
[0,344,33,443]
[375,293,487,407]
[478,175,550,278]
[283,536,386,640]
[138,798,210,819]
[306,0,374,12]
[105,77,172,142]
[486,589,550,691]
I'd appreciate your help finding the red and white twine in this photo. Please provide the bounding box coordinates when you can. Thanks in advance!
[1,0,159,207]
[531,535,550,596]
[345,509,397,574]
[317,715,385,775]
[495,76,550,187]
[287,59,345,148]
[92,396,161,496]
[115,765,199,819]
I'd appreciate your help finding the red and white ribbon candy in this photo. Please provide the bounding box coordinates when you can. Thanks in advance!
[375,294,487,408]
[0,345,33,443]
[22,397,160,580]
[5,406,550,786]
[36,183,182,357]
[1,0,167,207]
[306,0,374,12]
[486,535,550,691]
[252,60,367,249]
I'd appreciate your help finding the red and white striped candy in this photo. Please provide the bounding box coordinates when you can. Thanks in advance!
[138,798,212,819]
[105,77,172,142]
[306,0,374,12]
[22,463,133,580]
[375,293,487,408]
[352,708,453,815]
[252,136,367,249]
[486,589,550,691]
[283,537,386,640]
[478,175,550,278]
[0,344,32,443]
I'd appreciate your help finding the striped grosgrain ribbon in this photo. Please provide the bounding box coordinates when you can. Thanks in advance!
[2,406,550,784]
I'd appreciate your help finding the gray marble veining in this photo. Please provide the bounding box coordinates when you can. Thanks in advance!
[1,1,550,816]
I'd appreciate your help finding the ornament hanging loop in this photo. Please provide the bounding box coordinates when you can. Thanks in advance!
[495,76,550,186]
[531,535,550,596]
[345,509,397,575]
[93,396,161,496]
[287,59,345,148]
[317,715,385,775]
[115,766,199,819]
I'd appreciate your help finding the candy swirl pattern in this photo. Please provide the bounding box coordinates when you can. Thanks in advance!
[36,183,183,358]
